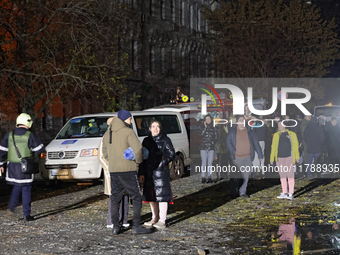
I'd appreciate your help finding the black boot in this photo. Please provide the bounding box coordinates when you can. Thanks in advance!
[202,178,206,184]
[112,226,120,235]
[207,177,213,183]
[24,215,34,221]
[132,225,154,234]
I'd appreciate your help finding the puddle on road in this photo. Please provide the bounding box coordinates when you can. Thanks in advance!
[222,210,340,254]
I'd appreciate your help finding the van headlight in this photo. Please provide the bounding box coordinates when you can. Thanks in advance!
[40,152,47,159]
[80,148,98,157]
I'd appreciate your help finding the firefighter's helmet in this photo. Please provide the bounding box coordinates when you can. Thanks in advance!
[16,113,33,128]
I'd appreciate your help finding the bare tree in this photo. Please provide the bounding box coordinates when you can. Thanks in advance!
[0,0,134,119]
[203,0,340,98]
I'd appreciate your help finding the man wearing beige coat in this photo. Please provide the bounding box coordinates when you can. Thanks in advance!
[102,110,152,235]
[98,117,129,229]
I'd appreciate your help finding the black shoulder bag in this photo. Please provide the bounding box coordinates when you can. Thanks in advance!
[12,132,37,174]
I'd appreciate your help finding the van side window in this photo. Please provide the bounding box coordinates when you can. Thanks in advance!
[134,115,182,136]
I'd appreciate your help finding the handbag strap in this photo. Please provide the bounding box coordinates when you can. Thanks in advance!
[12,131,22,160]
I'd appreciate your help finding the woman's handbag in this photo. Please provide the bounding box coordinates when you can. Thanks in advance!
[12,132,37,174]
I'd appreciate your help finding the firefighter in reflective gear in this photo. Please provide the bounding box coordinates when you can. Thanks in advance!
[0,113,45,221]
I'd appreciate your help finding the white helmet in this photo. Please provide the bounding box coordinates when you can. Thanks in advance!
[16,113,33,128]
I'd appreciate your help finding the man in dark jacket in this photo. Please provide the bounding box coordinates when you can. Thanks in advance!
[304,116,325,178]
[102,109,152,235]
[324,117,340,166]
[250,115,266,178]
[0,113,45,221]
[226,115,263,198]
[300,115,311,165]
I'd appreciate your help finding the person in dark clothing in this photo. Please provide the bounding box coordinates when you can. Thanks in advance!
[303,116,325,178]
[300,115,311,163]
[226,115,263,198]
[250,115,266,178]
[0,113,45,221]
[139,120,175,229]
[318,116,329,165]
[199,115,218,183]
[324,117,340,166]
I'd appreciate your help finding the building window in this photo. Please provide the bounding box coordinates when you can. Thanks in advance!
[198,55,201,77]
[171,49,176,70]
[189,54,194,77]
[171,0,175,23]
[181,50,185,76]
[150,0,155,16]
[181,1,185,26]
[197,9,201,32]
[132,40,138,70]
[206,54,209,77]
[190,5,194,30]
[161,48,166,74]
[161,0,165,20]
[149,45,155,73]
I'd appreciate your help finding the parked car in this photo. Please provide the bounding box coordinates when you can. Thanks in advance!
[39,111,190,182]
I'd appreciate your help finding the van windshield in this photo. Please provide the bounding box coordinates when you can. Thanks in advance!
[56,117,111,139]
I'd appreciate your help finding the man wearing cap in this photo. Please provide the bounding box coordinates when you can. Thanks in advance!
[226,115,263,198]
[98,117,130,230]
[0,113,45,221]
[102,109,152,235]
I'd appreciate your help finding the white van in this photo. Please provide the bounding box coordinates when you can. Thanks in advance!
[314,104,340,122]
[39,111,190,181]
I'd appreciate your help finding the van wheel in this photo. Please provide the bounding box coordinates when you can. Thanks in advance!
[170,155,184,180]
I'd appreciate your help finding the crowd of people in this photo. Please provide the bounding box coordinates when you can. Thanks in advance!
[2,109,340,236]
[198,113,340,200]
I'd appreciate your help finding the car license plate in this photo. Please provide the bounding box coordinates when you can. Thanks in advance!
[50,169,68,176]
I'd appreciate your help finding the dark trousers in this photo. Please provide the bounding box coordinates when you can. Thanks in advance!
[306,152,322,177]
[230,178,241,198]
[9,184,32,217]
[110,172,142,228]
[107,194,129,226]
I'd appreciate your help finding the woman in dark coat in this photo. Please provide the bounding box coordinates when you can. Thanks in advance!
[139,120,175,229]
[199,115,218,183]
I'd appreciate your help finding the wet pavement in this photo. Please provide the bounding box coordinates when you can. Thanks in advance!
[1,173,340,254]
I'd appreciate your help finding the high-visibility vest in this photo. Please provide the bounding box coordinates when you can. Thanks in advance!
[7,131,33,163]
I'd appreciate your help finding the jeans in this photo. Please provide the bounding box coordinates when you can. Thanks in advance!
[233,157,252,196]
[306,152,322,177]
[200,150,214,178]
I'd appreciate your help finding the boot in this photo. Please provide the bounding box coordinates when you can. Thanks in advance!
[112,226,120,235]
